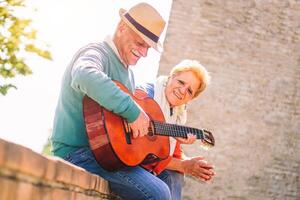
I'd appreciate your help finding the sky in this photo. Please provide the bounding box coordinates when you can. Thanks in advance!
[0,0,172,153]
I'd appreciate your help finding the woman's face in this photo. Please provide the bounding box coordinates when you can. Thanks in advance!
[165,71,201,107]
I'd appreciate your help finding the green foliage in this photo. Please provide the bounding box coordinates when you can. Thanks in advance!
[42,129,53,156]
[0,0,52,95]
[42,138,52,156]
[0,83,17,95]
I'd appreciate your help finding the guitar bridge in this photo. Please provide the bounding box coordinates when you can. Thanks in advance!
[123,120,132,144]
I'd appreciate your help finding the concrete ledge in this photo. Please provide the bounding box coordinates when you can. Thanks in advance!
[0,138,114,200]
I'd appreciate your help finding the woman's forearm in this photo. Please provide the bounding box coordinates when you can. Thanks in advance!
[166,157,187,173]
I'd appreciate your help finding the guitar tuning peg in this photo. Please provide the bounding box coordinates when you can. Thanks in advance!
[200,139,214,150]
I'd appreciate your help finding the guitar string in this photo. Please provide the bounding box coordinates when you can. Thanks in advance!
[151,121,203,139]
[154,123,198,137]
[153,120,200,134]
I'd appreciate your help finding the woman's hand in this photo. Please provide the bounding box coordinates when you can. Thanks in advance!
[182,156,215,182]
[176,133,197,144]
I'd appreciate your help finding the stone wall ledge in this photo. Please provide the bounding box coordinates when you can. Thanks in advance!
[0,138,114,200]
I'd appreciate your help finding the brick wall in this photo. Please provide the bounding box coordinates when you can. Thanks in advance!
[160,0,300,199]
[0,138,113,200]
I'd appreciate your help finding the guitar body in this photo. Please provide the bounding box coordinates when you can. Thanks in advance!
[83,82,170,171]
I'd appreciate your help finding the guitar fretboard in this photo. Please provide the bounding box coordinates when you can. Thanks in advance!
[151,120,204,139]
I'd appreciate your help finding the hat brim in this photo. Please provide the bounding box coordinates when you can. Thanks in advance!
[119,8,163,52]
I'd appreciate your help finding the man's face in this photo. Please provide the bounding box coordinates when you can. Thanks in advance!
[117,23,150,66]
[165,71,201,107]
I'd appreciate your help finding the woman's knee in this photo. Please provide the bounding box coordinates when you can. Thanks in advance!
[170,170,184,185]
[158,170,184,199]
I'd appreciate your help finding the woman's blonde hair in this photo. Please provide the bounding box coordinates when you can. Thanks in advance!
[169,59,211,98]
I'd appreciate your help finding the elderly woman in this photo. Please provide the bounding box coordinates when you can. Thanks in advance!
[137,59,215,200]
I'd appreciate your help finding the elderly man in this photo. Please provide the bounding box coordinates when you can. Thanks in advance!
[51,2,172,200]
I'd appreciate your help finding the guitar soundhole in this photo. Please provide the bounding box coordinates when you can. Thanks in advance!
[147,125,157,141]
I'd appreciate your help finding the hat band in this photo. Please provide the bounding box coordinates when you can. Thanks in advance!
[124,13,159,43]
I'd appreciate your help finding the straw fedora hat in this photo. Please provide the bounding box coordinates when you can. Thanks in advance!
[119,3,166,52]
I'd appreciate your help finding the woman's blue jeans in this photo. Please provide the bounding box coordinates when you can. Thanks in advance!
[63,147,184,200]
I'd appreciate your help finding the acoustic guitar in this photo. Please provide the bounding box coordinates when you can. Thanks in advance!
[83,81,215,171]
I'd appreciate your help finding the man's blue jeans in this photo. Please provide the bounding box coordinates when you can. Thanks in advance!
[63,147,184,200]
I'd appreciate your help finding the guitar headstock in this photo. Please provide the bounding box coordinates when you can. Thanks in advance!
[201,129,215,150]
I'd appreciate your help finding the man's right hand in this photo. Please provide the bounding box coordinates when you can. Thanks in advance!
[129,108,150,139]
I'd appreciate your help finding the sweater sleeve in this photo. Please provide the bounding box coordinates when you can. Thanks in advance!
[172,141,183,159]
[136,83,155,98]
[70,48,140,123]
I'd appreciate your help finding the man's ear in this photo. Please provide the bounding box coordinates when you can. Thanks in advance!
[117,21,127,33]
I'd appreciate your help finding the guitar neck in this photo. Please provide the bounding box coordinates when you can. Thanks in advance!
[151,120,205,139]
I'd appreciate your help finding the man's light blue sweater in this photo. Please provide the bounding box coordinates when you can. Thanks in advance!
[51,42,140,158]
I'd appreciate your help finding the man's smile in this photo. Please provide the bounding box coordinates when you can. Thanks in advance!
[131,49,141,58]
